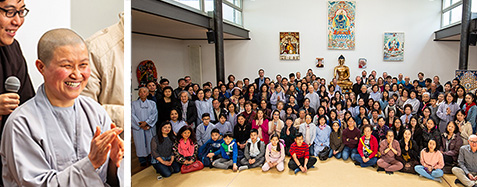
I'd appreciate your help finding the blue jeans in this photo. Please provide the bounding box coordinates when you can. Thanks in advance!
[352,155,377,167]
[414,165,443,180]
[151,157,181,178]
[342,146,358,161]
[328,148,342,159]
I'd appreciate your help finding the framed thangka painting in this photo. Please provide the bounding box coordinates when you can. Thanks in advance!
[280,32,300,60]
[328,1,355,50]
[456,70,477,93]
[383,32,404,61]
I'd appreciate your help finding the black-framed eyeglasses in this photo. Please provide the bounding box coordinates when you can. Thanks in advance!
[0,7,29,18]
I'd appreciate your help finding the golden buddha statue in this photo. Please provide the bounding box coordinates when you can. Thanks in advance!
[333,55,353,92]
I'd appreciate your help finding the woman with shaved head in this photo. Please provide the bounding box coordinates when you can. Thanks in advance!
[1,28,124,186]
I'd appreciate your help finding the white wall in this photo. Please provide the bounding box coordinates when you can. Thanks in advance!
[225,0,477,84]
[133,0,477,92]
[71,0,124,39]
[16,0,71,90]
[131,34,188,91]
[15,0,124,91]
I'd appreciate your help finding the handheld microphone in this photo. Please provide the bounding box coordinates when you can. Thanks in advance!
[5,76,20,93]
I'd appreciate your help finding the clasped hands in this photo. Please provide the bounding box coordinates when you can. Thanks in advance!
[88,123,124,169]
[139,121,150,130]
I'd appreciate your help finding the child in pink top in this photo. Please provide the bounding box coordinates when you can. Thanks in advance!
[414,139,445,182]
[262,134,286,172]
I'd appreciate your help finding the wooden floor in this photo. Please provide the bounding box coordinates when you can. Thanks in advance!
[131,135,150,175]
[131,156,461,187]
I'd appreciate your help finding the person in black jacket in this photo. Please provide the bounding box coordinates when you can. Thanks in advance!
[357,85,369,104]
[280,117,297,156]
[421,118,441,151]
[211,99,226,124]
[254,69,265,88]
[178,90,198,130]
[397,129,420,174]
[352,76,364,95]
[234,114,251,151]
[156,86,178,126]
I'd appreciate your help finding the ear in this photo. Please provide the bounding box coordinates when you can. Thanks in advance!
[36,59,46,75]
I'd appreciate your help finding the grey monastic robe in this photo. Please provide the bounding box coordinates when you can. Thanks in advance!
[1,84,113,186]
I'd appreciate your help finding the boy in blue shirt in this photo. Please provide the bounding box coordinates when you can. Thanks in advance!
[209,131,239,171]
[198,128,223,167]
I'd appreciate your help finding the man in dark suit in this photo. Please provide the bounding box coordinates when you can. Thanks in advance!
[179,90,198,130]
[174,78,187,98]
[254,69,265,88]
[352,76,364,95]
[211,99,226,124]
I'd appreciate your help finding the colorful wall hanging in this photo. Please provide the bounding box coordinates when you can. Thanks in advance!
[456,70,477,93]
[136,60,158,87]
[280,32,300,60]
[328,1,355,50]
[383,32,405,61]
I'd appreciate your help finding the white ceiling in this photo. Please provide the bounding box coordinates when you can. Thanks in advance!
[132,10,243,40]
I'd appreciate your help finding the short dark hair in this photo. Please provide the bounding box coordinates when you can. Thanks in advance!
[453,78,461,85]
[211,128,220,135]
[159,78,169,84]
[178,78,185,84]
[250,128,258,134]
[362,124,372,131]
[219,113,227,119]
[202,113,211,119]
[224,131,234,138]
[295,132,303,138]
[404,104,413,111]
[147,80,157,85]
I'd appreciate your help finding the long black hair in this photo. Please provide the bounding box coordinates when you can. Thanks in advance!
[269,133,281,152]
[176,126,197,144]
[157,121,175,144]
[425,138,438,152]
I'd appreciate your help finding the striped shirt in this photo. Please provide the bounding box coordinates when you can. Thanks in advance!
[290,142,309,159]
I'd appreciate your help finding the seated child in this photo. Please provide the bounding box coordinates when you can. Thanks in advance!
[216,113,233,135]
[173,126,201,171]
[288,132,317,174]
[198,129,223,167]
[239,129,266,170]
[196,113,216,146]
[280,117,297,156]
[262,133,286,172]
[211,131,239,171]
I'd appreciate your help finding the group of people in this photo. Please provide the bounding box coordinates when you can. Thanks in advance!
[0,1,124,186]
[135,68,477,186]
